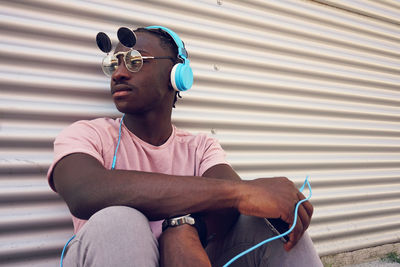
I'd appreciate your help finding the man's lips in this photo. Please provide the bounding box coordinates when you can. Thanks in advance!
[113,90,132,97]
[111,84,135,96]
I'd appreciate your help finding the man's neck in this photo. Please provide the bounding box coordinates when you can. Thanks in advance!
[123,112,173,146]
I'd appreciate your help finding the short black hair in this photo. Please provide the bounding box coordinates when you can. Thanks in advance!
[134,27,183,107]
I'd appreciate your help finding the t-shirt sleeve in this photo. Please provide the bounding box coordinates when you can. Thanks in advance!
[47,121,105,192]
[198,135,230,176]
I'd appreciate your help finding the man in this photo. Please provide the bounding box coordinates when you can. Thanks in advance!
[47,26,322,266]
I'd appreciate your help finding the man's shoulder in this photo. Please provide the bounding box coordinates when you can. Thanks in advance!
[58,117,119,139]
[174,127,219,146]
[175,127,207,139]
[68,117,118,130]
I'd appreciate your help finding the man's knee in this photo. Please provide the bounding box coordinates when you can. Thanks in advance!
[79,206,155,244]
[65,206,159,266]
[207,215,321,267]
[89,206,150,229]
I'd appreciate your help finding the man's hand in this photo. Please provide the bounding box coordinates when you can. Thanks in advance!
[236,177,313,251]
[159,225,211,267]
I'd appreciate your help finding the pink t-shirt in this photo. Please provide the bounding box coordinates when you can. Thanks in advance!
[47,117,229,239]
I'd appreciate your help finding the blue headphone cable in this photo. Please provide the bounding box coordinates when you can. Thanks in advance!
[60,234,76,267]
[223,176,312,267]
[111,114,125,169]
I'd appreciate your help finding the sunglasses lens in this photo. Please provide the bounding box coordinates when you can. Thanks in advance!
[125,50,143,72]
[102,55,118,77]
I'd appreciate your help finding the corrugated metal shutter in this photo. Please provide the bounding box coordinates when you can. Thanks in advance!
[1,0,399,265]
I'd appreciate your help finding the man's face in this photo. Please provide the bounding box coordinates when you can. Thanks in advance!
[110,31,175,114]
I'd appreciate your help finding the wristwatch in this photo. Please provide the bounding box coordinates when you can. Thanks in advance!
[162,214,208,247]
[162,214,195,230]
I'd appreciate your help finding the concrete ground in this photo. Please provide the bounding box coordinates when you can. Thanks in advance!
[346,260,400,267]
[321,243,400,267]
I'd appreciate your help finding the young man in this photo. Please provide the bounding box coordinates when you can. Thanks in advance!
[48,26,322,266]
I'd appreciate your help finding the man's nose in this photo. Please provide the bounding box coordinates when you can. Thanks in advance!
[112,60,131,82]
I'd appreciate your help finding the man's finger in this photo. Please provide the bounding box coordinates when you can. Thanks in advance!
[297,203,311,231]
[298,191,314,218]
[285,215,303,251]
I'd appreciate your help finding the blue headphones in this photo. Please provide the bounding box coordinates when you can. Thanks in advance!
[96,26,193,92]
[145,26,193,92]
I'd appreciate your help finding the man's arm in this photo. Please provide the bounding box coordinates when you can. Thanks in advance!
[52,152,313,250]
[159,225,211,267]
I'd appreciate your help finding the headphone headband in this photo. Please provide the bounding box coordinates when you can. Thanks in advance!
[145,26,188,60]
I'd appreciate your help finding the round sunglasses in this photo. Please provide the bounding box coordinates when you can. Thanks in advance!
[102,49,174,77]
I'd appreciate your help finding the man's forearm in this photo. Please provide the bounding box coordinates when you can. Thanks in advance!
[97,169,240,220]
[53,153,241,220]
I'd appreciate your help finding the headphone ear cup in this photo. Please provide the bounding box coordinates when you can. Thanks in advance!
[170,61,193,91]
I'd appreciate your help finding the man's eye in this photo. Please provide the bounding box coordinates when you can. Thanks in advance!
[130,59,142,66]
[109,58,119,67]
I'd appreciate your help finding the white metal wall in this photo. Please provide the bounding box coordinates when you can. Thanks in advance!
[1,0,399,265]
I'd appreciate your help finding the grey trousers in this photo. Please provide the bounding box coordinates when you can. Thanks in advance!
[62,206,322,267]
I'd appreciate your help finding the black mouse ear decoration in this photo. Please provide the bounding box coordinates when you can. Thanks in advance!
[117,27,136,48]
[96,32,112,53]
